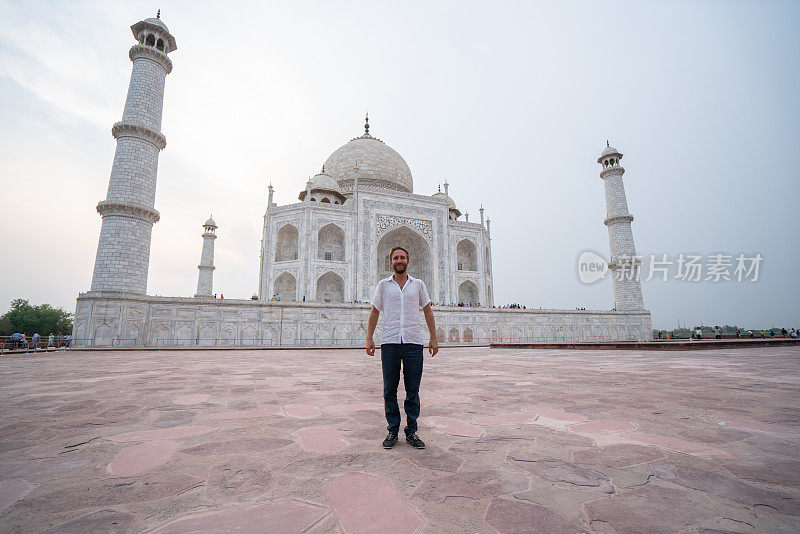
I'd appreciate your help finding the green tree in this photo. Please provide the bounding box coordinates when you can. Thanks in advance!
[0,299,73,336]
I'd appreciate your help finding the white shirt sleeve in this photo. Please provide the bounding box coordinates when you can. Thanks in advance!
[371,281,384,311]
[418,280,431,308]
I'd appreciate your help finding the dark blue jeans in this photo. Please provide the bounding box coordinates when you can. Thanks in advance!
[381,343,423,436]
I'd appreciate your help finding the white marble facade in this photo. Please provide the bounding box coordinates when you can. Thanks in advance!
[258,124,493,308]
[73,296,652,348]
[73,15,652,348]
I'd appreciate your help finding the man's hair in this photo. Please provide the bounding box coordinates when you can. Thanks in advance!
[389,246,409,259]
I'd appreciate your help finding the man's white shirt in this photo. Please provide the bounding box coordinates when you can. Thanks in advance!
[371,274,431,345]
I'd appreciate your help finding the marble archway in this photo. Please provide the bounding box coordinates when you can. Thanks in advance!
[376,225,432,295]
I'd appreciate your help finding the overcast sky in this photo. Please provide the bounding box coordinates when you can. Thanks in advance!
[1,0,798,330]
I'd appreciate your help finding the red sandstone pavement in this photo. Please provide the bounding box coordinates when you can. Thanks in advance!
[1,346,800,533]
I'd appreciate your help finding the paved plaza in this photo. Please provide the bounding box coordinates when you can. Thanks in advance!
[1,345,799,533]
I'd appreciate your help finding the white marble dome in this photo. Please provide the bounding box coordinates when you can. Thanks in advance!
[598,144,623,164]
[431,191,456,210]
[144,17,170,33]
[309,172,340,192]
[600,145,622,157]
[323,134,413,193]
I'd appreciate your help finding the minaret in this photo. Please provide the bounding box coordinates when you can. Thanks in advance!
[195,216,218,297]
[598,142,644,310]
[90,13,176,293]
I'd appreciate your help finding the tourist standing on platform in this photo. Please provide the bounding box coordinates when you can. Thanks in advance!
[366,246,438,450]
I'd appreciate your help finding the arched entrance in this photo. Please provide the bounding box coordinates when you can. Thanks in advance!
[274,272,296,301]
[376,226,432,295]
[458,280,479,306]
[457,239,478,271]
[316,271,344,303]
[318,224,345,261]
[275,224,299,262]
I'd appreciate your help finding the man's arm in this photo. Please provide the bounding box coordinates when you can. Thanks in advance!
[423,303,438,357]
[366,306,380,356]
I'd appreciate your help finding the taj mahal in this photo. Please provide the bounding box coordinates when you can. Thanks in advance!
[258,116,491,308]
[73,14,652,347]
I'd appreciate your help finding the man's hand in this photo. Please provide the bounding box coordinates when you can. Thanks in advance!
[366,337,375,356]
[428,337,438,357]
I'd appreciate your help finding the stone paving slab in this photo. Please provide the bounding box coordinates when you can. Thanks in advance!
[1,346,800,532]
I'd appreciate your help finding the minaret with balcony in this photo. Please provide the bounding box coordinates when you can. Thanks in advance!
[89,12,176,293]
[598,142,645,310]
[195,216,218,297]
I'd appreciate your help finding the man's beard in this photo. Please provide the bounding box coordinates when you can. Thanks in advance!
[393,263,407,274]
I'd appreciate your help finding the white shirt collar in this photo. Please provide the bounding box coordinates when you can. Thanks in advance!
[385,273,415,286]
[384,274,415,283]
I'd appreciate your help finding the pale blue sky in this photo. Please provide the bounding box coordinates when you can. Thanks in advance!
[1,0,798,329]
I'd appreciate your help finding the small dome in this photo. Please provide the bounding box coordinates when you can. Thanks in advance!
[299,172,346,202]
[309,173,341,193]
[431,191,456,210]
[204,216,217,228]
[598,143,623,164]
[131,17,177,53]
[144,17,170,33]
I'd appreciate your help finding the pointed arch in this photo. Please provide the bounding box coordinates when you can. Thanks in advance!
[151,324,172,346]
[316,271,344,303]
[242,324,257,346]
[125,323,140,347]
[449,327,460,343]
[94,323,112,347]
[318,223,345,261]
[274,272,297,302]
[263,325,277,346]
[199,323,216,346]
[176,324,193,346]
[463,327,474,343]
[376,225,432,293]
[457,239,478,271]
[458,280,479,306]
[275,224,299,261]
[220,325,236,346]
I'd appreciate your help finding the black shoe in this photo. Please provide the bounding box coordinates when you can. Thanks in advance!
[382,432,398,449]
[406,433,425,449]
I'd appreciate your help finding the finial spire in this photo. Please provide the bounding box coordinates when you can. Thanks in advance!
[606,139,610,147]
[157,9,161,19]
[364,112,369,135]
[438,184,441,193]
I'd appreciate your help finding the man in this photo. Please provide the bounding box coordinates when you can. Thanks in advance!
[366,246,438,450]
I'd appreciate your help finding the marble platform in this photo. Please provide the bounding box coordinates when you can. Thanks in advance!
[1,346,799,533]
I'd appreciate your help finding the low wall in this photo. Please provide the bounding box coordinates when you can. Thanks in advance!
[72,292,652,348]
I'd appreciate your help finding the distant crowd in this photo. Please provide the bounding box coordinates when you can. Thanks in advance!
[656,326,799,340]
[4,332,71,350]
